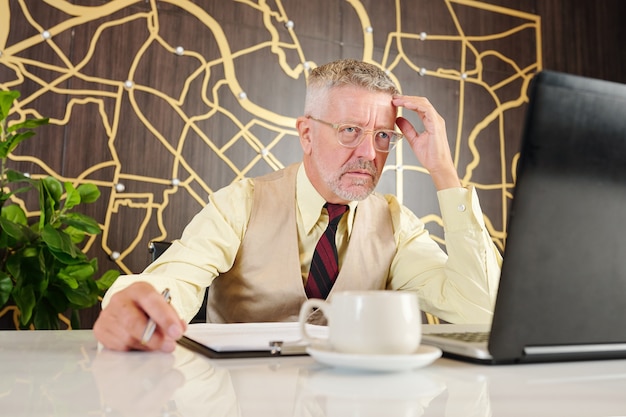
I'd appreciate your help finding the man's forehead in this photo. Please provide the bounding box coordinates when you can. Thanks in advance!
[325,90,395,120]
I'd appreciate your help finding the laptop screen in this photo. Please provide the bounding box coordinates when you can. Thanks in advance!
[488,70,626,362]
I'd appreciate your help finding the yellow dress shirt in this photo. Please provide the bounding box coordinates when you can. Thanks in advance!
[103,164,502,324]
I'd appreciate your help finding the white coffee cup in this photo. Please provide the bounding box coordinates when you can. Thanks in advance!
[298,291,422,355]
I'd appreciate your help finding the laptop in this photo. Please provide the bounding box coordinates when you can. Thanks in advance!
[421,70,626,364]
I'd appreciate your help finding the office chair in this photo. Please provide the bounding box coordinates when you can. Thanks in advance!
[148,240,208,323]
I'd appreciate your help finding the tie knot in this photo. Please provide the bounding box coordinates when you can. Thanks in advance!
[325,203,348,224]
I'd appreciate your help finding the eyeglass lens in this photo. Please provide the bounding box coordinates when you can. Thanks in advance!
[337,125,399,151]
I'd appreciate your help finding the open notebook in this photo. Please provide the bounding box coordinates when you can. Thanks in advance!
[421,70,626,364]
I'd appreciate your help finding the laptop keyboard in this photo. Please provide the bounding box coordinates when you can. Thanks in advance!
[429,332,490,343]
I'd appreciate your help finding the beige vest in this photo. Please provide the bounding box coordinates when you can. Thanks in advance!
[207,163,396,323]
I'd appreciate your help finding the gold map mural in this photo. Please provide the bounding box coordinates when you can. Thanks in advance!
[0,0,541,276]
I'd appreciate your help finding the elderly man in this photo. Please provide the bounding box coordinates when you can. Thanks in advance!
[94,59,501,352]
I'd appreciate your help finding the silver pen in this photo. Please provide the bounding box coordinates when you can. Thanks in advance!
[141,288,172,345]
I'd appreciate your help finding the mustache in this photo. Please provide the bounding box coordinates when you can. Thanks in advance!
[340,159,378,177]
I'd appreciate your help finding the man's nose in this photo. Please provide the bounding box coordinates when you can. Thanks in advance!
[353,131,378,160]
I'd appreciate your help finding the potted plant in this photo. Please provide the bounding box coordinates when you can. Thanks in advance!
[0,90,119,329]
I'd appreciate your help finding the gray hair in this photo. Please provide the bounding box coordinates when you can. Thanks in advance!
[304,59,399,114]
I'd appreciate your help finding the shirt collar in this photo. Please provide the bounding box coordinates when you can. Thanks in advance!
[297,164,359,236]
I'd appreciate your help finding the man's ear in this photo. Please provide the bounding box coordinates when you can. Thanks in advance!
[296,116,313,155]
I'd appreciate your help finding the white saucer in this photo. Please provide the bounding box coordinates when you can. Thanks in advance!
[306,344,442,372]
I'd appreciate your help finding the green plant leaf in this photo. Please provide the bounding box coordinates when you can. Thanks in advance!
[42,176,63,207]
[12,285,35,326]
[4,251,23,284]
[77,183,100,203]
[0,90,19,120]
[44,285,69,315]
[7,247,47,292]
[0,170,33,204]
[0,131,36,157]
[61,212,102,235]
[0,185,32,204]
[96,269,120,292]
[63,182,81,210]
[41,224,81,258]
[38,179,59,228]
[64,279,98,308]
[6,117,49,132]
[0,272,13,307]
[0,140,13,159]
[62,224,87,244]
[58,263,96,289]
[33,299,59,330]
[0,215,36,242]
[1,204,28,225]
[58,275,78,289]
[5,169,32,182]
[47,247,86,265]
[0,211,36,248]
[70,309,81,329]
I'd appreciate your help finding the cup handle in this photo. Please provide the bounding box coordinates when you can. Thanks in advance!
[298,298,329,346]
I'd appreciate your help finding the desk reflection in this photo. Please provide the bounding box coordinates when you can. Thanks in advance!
[2,331,625,417]
[92,350,183,416]
[295,369,447,417]
[93,345,456,417]
[93,347,239,417]
[218,359,451,417]
[93,345,626,417]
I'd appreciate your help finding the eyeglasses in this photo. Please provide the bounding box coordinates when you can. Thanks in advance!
[306,116,403,153]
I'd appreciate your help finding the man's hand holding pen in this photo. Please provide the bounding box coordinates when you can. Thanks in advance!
[141,288,172,344]
[94,282,187,352]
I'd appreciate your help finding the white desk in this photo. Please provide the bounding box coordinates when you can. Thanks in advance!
[1,330,625,417]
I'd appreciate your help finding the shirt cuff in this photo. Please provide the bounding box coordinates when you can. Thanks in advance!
[437,185,486,232]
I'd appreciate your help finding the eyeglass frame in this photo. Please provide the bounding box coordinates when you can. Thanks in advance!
[306,115,403,153]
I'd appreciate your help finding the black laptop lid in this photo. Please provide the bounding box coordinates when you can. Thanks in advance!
[489,70,626,362]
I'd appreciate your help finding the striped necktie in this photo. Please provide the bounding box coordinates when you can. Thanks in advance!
[305,203,348,299]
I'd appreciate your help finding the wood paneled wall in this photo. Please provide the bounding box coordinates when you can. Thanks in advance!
[1,0,624,327]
